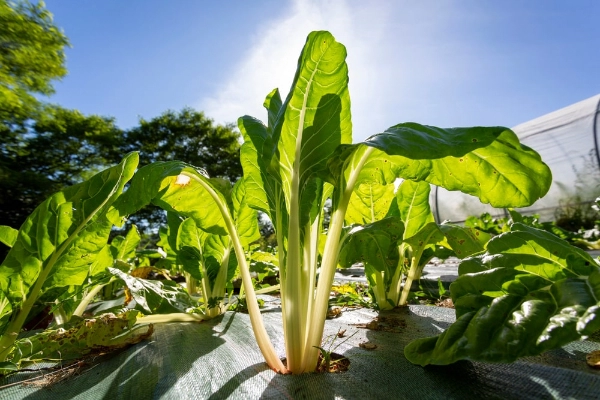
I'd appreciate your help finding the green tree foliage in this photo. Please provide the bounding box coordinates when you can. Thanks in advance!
[0,0,69,125]
[119,108,242,180]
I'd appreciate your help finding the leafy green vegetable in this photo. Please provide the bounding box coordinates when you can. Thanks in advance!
[438,223,491,259]
[109,268,196,314]
[110,225,141,264]
[0,30,555,377]
[0,153,138,363]
[405,223,600,366]
[235,30,551,373]
[338,217,404,309]
[176,217,237,316]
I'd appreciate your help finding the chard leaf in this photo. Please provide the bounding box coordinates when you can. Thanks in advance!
[238,114,288,256]
[0,226,18,248]
[202,234,231,291]
[113,162,229,236]
[276,30,351,218]
[155,212,183,268]
[176,218,207,282]
[250,251,279,266]
[232,178,261,248]
[0,153,138,306]
[109,268,195,314]
[164,212,184,256]
[88,242,113,277]
[110,225,140,263]
[44,218,114,290]
[366,123,502,158]
[403,222,445,254]
[6,311,152,368]
[264,88,283,133]
[238,116,272,216]
[438,223,490,259]
[0,291,11,326]
[176,218,234,293]
[338,217,404,275]
[346,182,397,225]
[364,126,551,208]
[404,223,600,366]
[396,180,434,240]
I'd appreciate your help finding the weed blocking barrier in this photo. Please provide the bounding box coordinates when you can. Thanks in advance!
[1,304,599,399]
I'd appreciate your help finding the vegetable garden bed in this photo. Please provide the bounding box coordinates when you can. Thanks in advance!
[1,305,599,399]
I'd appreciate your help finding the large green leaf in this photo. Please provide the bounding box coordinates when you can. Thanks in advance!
[88,242,114,277]
[0,153,138,305]
[176,217,206,282]
[44,218,114,290]
[345,182,397,225]
[176,218,234,294]
[275,30,351,218]
[438,223,490,259]
[338,217,404,275]
[154,212,183,269]
[113,162,229,236]
[232,178,261,248]
[404,223,600,366]
[238,113,289,260]
[110,225,140,263]
[362,126,551,208]
[403,222,445,256]
[238,116,272,216]
[109,268,195,314]
[237,89,283,219]
[202,234,232,291]
[396,180,434,240]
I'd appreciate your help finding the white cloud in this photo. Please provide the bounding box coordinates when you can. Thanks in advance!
[199,0,486,142]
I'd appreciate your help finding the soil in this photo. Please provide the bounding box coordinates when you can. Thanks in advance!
[315,352,350,373]
[281,353,351,374]
[353,307,409,333]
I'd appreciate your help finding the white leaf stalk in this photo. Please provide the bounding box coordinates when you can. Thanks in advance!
[181,172,288,373]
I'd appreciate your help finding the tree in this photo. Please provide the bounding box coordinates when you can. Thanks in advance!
[0,0,69,125]
[114,108,243,232]
[119,108,242,180]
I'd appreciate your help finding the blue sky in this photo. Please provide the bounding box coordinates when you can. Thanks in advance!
[44,0,600,143]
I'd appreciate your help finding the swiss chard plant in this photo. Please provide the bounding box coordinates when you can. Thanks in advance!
[404,223,600,366]
[338,179,492,310]
[0,30,557,376]
[173,215,239,317]
[0,153,142,368]
[127,30,547,374]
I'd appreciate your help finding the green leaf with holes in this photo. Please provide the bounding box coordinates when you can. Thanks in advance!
[438,223,491,259]
[405,223,600,366]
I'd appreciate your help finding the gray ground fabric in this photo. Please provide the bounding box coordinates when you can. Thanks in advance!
[1,304,599,399]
